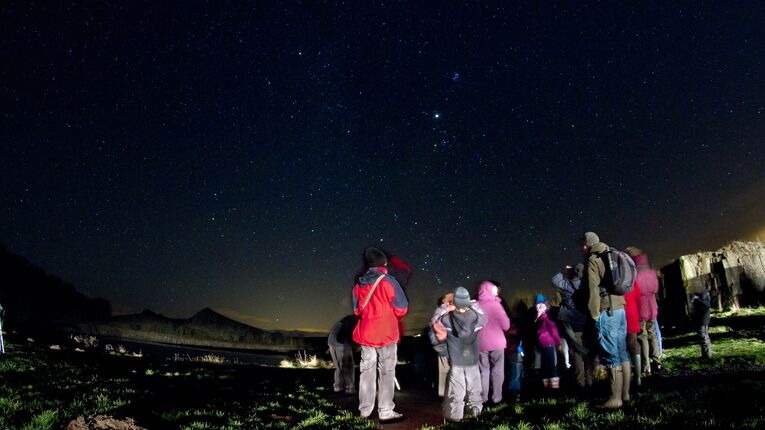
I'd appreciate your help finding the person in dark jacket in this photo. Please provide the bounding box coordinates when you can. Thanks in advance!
[583,232,629,409]
[439,287,487,422]
[552,263,593,389]
[328,314,358,394]
[689,285,713,359]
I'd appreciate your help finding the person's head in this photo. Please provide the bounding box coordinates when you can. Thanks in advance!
[581,231,600,254]
[479,280,499,298]
[439,293,454,307]
[453,287,471,309]
[363,246,388,268]
[573,263,585,278]
[535,293,546,305]
[626,247,649,266]
[535,302,548,318]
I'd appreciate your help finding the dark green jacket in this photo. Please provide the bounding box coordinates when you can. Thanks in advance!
[587,242,626,319]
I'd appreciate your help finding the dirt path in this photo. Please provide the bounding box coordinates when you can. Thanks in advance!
[329,388,445,430]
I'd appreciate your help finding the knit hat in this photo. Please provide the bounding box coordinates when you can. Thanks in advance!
[454,287,471,308]
[535,293,546,305]
[364,246,387,267]
[582,232,600,247]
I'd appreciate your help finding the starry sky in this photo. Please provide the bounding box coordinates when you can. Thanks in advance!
[2,2,765,332]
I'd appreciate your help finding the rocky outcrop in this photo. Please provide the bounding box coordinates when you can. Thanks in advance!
[661,241,765,322]
[67,415,146,430]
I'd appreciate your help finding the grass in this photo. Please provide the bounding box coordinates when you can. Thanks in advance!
[3,308,765,429]
[0,338,371,429]
[435,310,765,430]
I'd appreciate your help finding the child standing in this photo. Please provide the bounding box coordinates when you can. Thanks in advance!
[535,296,561,389]
[438,287,487,422]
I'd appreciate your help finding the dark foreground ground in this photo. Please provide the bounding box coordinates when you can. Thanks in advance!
[3,310,765,429]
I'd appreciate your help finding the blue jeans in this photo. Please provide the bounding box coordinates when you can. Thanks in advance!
[507,359,523,394]
[540,346,558,379]
[595,308,629,368]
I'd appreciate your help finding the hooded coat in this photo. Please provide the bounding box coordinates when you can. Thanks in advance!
[552,272,588,331]
[633,253,660,321]
[477,281,511,352]
[352,267,409,347]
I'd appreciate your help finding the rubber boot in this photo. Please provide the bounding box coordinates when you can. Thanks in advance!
[621,362,631,402]
[596,367,623,409]
[632,355,642,386]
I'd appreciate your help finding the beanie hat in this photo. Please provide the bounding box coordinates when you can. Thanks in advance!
[364,246,388,267]
[535,293,546,305]
[583,232,600,247]
[454,287,471,308]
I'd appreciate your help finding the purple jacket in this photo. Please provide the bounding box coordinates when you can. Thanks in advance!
[477,281,511,352]
[536,311,560,348]
[633,254,659,321]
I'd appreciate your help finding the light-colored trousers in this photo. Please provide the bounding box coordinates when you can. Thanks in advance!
[359,343,397,417]
[442,364,483,421]
[329,344,355,392]
[437,355,450,397]
[639,320,661,371]
[479,349,505,403]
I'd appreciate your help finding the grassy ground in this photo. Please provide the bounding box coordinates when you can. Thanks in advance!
[2,309,765,429]
[0,336,373,430]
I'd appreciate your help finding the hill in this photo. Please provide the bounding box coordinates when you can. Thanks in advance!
[73,307,307,352]
[0,244,111,327]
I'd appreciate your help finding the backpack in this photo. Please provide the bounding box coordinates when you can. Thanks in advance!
[600,247,637,295]
[428,324,448,354]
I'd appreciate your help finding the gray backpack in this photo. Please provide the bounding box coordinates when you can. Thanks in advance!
[601,247,637,295]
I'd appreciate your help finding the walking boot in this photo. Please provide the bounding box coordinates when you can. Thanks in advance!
[596,366,623,409]
[621,361,632,402]
[632,355,642,386]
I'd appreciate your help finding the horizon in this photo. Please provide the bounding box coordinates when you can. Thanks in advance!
[2,2,764,332]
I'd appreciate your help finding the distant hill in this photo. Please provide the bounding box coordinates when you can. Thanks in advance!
[73,307,308,352]
[0,244,111,327]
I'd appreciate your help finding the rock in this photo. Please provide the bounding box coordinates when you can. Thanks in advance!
[66,415,147,430]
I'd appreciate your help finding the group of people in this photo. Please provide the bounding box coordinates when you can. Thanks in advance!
[328,234,712,423]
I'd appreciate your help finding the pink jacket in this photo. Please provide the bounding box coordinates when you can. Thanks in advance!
[536,311,560,348]
[477,281,511,352]
[633,254,659,321]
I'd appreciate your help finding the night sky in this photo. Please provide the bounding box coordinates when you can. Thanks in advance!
[2,2,764,332]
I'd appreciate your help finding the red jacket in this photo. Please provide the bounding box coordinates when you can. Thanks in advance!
[352,267,409,347]
[624,281,641,334]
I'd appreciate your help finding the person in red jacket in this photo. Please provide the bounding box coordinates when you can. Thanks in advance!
[352,247,409,422]
[624,280,642,391]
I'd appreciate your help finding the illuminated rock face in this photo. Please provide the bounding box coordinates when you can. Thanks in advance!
[661,241,765,321]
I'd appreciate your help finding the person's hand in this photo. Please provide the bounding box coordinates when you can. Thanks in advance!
[557,344,563,352]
